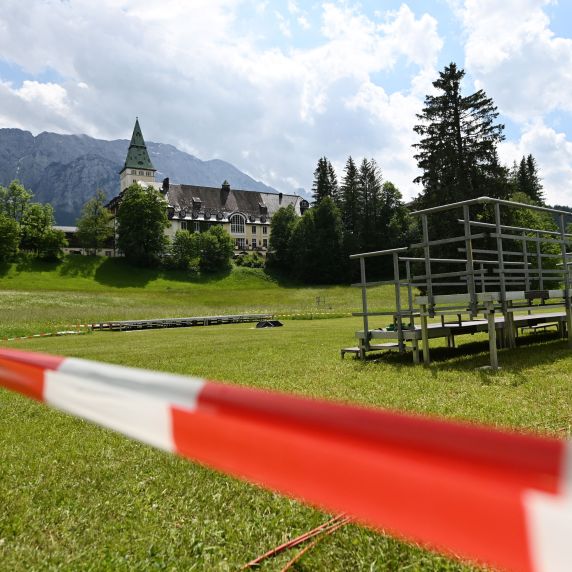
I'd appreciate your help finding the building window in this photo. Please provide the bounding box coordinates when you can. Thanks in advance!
[131,169,136,174]
[252,238,257,249]
[194,221,201,233]
[105,250,112,257]
[263,239,268,248]
[181,221,189,230]
[230,214,245,234]
[235,238,245,250]
[251,225,257,234]
[262,225,268,235]
[139,170,144,175]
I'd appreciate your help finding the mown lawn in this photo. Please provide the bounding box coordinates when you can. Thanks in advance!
[0,257,395,338]
[2,314,572,571]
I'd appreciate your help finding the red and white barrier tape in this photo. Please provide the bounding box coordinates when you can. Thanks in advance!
[1,330,86,342]
[0,347,570,572]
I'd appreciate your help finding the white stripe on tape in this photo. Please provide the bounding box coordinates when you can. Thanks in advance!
[524,491,572,572]
[45,370,177,452]
[59,358,204,408]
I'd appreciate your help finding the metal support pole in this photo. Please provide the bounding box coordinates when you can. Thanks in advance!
[422,214,433,317]
[463,204,477,317]
[486,302,499,370]
[494,203,515,348]
[479,263,486,293]
[360,257,370,355]
[420,303,430,366]
[559,214,572,349]
[393,252,404,353]
[536,231,543,291]
[406,260,414,327]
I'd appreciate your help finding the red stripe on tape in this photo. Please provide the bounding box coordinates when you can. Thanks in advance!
[198,383,565,494]
[172,404,533,571]
[0,356,46,401]
[0,348,65,371]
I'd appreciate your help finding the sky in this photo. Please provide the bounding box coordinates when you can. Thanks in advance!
[0,0,571,205]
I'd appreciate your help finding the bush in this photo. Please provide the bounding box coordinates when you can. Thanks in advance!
[235,252,265,268]
[170,230,201,271]
[199,225,234,273]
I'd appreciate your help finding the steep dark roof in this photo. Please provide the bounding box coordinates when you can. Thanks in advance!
[166,184,302,221]
[122,118,155,172]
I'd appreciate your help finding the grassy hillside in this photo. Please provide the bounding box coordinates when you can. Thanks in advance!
[0,256,401,338]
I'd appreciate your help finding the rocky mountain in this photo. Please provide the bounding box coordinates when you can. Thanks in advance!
[0,128,278,225]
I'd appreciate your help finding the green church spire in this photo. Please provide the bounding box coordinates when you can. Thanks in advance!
[122,118,155,172]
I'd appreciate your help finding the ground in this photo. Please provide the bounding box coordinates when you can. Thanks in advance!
[1,258,571,571]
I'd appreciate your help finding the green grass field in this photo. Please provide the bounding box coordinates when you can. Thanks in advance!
[1,258,572,571]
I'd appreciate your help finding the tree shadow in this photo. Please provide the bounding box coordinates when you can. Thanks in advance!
[15,255,60,273]
[59,255,101,278]
[94,258,160,288]
[0,261,11,277]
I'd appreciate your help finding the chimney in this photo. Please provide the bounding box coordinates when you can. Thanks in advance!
[162,177,170,193]
[221,180,230,205]
[279,192,283,204]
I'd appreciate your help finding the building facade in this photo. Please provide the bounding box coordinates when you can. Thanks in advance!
[111,119,309,254]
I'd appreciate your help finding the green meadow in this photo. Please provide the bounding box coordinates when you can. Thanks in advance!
[1,258,572,571]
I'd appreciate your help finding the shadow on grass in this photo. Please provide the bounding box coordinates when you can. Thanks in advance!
[0,261,10,277]
[356,332,570,383]
[59,255,102,278]
[93,258,161,288]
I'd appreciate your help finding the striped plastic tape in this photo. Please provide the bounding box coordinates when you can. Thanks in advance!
[0,347,570,572]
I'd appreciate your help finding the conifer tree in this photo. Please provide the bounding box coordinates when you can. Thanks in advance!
[340,156,360,235]
[357,158,383,251]
[311,157,338,205]
[413,63,507,208]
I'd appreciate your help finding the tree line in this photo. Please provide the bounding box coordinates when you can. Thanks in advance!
[1,62,554,284]
[0,180,67,262]
[268,156,413,282]
[265,62,550,284]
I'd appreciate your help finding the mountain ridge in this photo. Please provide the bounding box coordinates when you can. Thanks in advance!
[0,128,278,224]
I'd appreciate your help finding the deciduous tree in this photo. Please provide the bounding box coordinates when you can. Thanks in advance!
[76,190,113,254]
[0,213,20,262]
[0,180,32,222]
[116,183,169,266]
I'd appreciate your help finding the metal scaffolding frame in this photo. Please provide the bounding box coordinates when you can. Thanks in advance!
[347,196,572,369]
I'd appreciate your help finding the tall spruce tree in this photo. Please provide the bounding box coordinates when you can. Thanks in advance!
[511,155,544,205]
[413,63,507,208]
[357,158,383,251]
[311,157,338,205]
[340,156,360,235]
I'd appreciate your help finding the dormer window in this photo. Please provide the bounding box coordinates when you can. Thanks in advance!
[192,196,202,207]
[259,202,268,214]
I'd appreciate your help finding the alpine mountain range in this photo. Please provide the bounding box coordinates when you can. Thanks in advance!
[0,128,279,225]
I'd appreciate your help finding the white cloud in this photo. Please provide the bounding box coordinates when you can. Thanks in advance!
[455,0,572,203]
[499,121,572,205]
[17,81,69,114]
[460,0,572,121]
[0,0,444,199]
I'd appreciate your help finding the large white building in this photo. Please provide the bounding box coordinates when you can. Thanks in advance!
[110,119,309,253]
